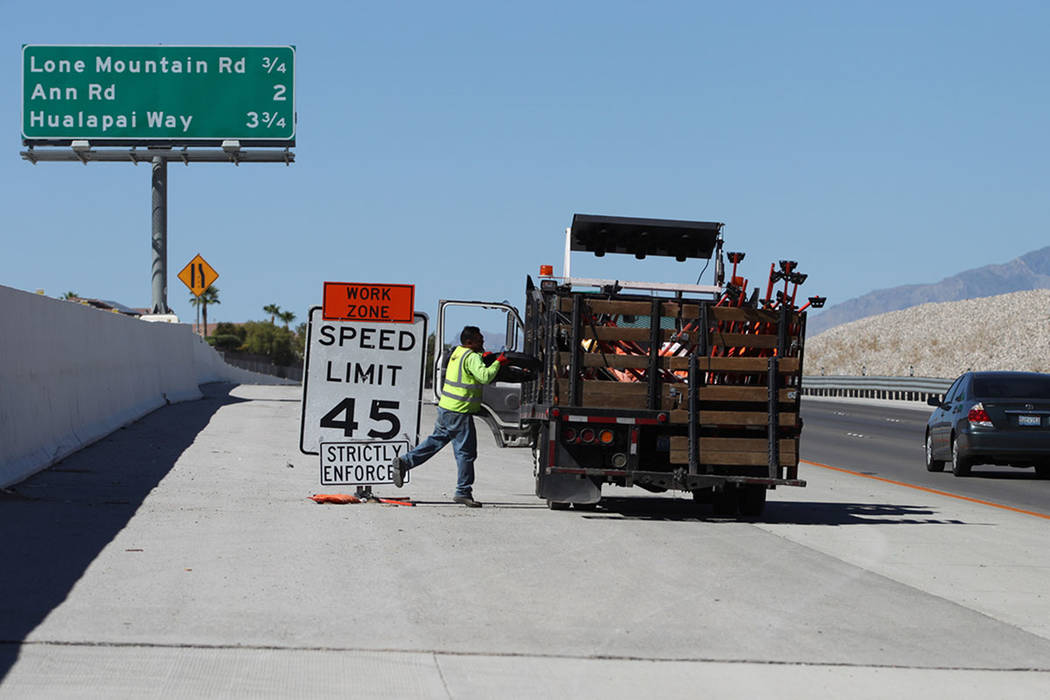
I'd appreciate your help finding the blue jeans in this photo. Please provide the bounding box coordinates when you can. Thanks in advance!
[403,407,477,498]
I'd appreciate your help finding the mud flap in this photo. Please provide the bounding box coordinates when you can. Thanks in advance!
[534,422,601,504]
[537,472,601,505]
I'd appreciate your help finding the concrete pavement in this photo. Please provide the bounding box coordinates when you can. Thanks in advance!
[2,383,1049,698]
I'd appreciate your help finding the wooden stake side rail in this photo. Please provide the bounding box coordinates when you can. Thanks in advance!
[668,437,798,467]
[562,325,798,348]
[555,379,797,409]
[556,298,797,326]
[667,410,798,426]
[710,332,781,349]
[557,352,800,373]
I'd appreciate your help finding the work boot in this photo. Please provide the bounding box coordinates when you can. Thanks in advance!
[453,495,482,508]
[392,457,407,488]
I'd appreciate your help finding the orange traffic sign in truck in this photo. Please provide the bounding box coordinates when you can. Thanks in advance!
[322,282,414,323]
[177,254,219,297]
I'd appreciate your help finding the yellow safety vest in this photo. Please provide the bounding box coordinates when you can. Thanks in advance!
[439,346,499,413]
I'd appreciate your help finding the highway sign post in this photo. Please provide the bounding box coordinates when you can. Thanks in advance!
[300,297,427,490]
[177,254,219,297]
[22,45,295,146]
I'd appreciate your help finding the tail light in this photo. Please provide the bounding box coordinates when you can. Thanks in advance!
[599,429,615,445]
[968,403,993,428]
[580,428,596,444]
[563,427,577,443]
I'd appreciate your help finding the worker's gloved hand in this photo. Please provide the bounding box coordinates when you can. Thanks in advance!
[483,351,494,358]
[496,352,508,365]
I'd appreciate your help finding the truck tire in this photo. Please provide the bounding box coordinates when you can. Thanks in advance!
[738,485,767,518]
[711,485,738,518]
[481,351,541,371]
[483,351,541,383]
[495,364,536,383]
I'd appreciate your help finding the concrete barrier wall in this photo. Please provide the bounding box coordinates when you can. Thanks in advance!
[0,284,295,488]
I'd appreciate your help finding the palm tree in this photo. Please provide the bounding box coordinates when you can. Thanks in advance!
[190,285,221,337]
[61,291,79,300]
[263,303,281,325]
[278,309,296,329]
[189,292,203,335]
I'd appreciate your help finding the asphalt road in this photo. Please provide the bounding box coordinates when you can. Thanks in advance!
[2,385,1049,698]
[800,397,1050,517]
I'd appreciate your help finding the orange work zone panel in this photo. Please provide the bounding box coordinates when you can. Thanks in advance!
[322,282,415,323]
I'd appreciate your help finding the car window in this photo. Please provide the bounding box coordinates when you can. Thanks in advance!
[973,375,1050,399]
[944,377,964,403]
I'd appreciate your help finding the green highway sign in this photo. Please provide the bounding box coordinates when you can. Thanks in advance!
[22,45,295,146]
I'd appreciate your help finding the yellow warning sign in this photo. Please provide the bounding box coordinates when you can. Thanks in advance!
[177,254,219,297]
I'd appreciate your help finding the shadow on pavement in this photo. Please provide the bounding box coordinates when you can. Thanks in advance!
[0,383,247,683]
[963,468,1048,480]
[761,501,969,525]
[405,500,546,509]
[580,497,969,526]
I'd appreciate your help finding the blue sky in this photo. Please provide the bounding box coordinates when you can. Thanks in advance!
[4,1,1048,329]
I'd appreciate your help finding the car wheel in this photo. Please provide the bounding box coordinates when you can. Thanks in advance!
[1035,464,1050,479]
[925,432,945,472]
[547,499,570,510]
[951,434,972,477]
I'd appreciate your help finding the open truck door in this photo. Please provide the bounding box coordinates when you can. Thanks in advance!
[434,300,533,447]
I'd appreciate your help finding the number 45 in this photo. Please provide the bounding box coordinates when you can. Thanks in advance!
[320,398,401,439]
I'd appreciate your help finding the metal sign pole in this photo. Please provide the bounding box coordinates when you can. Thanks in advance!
[151,156,169,314]
[21,145,294,320]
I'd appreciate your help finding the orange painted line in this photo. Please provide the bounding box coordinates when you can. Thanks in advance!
[800,459,1050,521]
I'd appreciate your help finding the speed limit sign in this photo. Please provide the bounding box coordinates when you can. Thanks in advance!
[299,302,427,487]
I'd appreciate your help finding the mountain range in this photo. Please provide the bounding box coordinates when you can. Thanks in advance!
[807,245,1050,336]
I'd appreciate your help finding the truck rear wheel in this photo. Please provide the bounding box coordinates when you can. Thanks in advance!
[738,485,767,518]
[711,485,739,518]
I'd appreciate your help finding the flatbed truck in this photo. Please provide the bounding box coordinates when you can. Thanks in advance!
[435,214,819,518]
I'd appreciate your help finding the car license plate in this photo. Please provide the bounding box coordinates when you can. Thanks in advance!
[1018,415,1041,427]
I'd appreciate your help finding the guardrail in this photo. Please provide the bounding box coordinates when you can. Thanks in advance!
[802,375,953,403]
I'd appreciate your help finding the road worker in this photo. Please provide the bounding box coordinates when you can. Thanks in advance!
[393,325,506,507]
